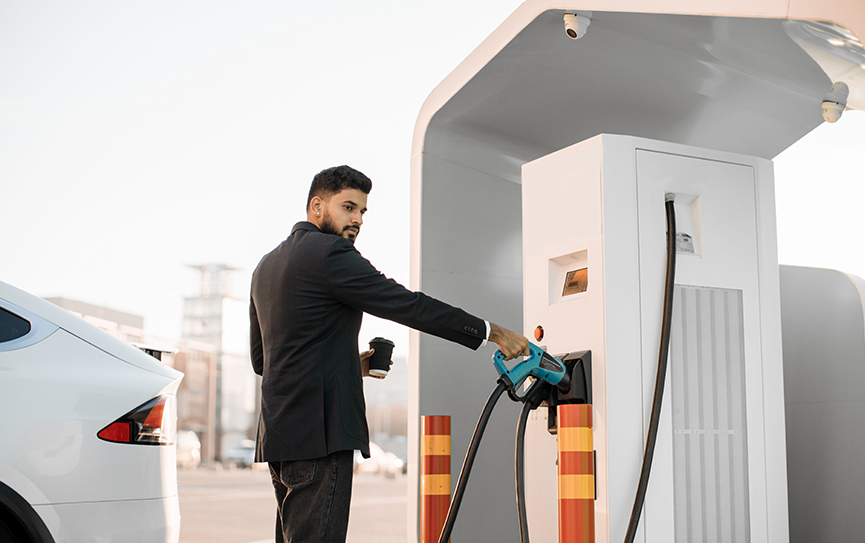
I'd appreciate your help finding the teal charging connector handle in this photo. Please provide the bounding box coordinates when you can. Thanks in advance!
[493,343,570,391]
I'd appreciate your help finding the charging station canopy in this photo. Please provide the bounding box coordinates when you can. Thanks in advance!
[408,2,865,541]
[413,0,865,182]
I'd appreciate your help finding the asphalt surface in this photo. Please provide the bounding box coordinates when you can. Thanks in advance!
[177,467,408,543]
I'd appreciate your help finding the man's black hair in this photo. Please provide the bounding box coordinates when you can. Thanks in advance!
[306,165,372,210]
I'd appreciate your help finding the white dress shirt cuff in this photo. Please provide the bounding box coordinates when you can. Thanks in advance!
[479,320,490,348]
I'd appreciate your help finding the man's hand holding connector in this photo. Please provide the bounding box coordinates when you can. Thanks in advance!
[489,323,530,360]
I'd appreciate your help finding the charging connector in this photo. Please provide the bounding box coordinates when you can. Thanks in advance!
[541,350,592,435]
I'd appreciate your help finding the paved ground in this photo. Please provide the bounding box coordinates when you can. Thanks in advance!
[177,467,408,543]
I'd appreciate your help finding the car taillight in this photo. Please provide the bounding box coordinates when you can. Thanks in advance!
[97,395,177,445]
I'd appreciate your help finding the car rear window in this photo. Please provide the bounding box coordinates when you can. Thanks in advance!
[0,306,31,343]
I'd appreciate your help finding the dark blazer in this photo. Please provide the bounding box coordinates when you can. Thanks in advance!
[250,222,486,462]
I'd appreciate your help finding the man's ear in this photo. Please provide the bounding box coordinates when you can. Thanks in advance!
[309,196,323,218]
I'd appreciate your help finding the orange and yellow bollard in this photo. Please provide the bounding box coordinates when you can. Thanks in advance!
[421,415,451,543]
[557,404,595,543]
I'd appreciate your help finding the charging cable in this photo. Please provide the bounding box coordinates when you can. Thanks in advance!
[623,194,677,543]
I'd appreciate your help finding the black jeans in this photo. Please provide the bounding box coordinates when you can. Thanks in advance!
[269,450,354,543]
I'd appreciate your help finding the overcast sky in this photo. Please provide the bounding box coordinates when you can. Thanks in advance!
[2,1,865,358]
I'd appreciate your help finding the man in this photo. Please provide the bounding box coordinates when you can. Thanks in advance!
[249,165,529,543]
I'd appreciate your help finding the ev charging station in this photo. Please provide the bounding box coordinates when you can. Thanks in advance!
[407,1,865,542]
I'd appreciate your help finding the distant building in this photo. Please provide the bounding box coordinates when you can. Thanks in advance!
[44,296,218,465]
[170,342,218,466]
[363,356,409,442]
[181,264,257,461]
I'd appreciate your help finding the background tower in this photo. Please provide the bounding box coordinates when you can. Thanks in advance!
[182,264,257,461]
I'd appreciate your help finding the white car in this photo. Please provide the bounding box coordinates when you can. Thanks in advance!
[353,442,404,478]
[0,280,183,543]
[176,430,202,470]
[223,439,256,470]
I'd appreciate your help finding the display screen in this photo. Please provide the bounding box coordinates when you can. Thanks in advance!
[562,268,588,296]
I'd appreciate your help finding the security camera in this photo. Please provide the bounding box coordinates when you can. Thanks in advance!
[822,101,845,123]
[822,81,849,123]
[563,13,591,40]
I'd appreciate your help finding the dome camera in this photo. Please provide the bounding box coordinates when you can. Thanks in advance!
[822,101,845,123]
[822,81,849,123]
[563,13,591,40]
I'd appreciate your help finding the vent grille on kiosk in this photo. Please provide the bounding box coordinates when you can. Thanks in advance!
[670,286,751,543]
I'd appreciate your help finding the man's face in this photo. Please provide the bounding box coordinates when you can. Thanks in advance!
[318,188,368,243]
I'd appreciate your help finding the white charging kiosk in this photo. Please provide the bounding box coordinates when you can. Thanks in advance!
[521,135,785,543]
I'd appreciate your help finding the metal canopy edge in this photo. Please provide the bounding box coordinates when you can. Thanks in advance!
[412,0,865,170]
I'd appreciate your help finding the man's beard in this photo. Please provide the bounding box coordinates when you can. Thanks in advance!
[320,211,359,243]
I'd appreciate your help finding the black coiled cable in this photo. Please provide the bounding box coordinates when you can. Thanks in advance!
[623,196,677,543]
[515,379,551,543]
[516,400,534,542]
[438,380,508,543]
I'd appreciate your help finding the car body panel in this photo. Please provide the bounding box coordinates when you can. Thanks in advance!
[0,328,179,504]
[0,279,182,543]
[34,495,180,543]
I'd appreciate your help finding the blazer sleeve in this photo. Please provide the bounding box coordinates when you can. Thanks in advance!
[249,294,264,376]
[325,238,487,350]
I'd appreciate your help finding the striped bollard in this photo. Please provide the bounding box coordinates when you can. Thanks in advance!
[421,415,451,543]
[558,404,595,543]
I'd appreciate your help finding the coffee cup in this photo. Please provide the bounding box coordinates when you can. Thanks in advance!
[368,337,395,377]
